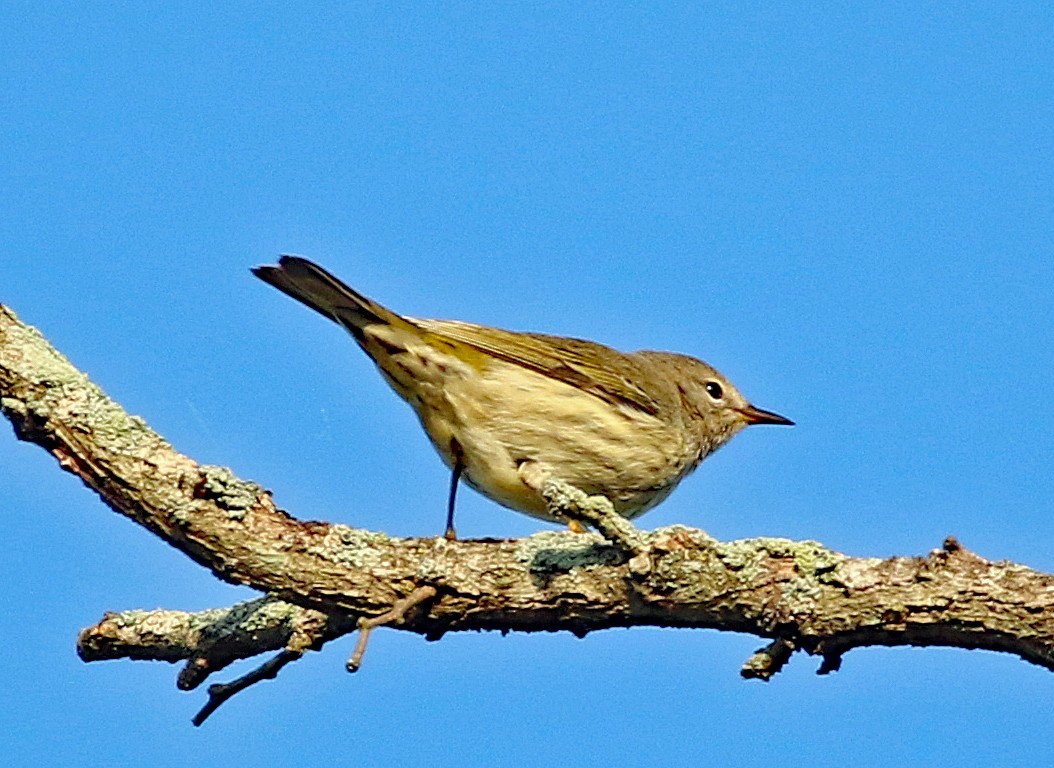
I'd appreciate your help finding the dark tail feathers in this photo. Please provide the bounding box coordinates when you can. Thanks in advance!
[252,255,402,333]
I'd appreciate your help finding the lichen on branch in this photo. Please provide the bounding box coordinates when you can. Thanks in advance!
[4,303,1054,724]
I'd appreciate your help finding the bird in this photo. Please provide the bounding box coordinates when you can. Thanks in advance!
[253,256,792,539]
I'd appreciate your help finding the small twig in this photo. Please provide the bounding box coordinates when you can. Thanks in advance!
[540,479,646,553]
[192,649,302,726]
[741,638,796,681]
[817,649,844,675]
[346,586,437,672]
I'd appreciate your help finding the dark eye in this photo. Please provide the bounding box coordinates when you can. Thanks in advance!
[705,381,723,400]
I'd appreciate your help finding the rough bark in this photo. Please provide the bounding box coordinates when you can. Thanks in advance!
[3,304,1054,715]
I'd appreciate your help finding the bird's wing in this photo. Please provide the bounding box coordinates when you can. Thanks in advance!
[415,319,662,416]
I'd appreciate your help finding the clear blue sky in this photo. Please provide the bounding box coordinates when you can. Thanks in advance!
[3,3,1053,766]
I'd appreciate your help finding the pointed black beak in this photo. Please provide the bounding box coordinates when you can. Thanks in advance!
[737,404,794,426]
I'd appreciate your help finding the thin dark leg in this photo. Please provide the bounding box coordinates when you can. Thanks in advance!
[445,452,464,540]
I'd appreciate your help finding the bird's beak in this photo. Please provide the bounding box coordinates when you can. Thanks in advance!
[737,404,794,426]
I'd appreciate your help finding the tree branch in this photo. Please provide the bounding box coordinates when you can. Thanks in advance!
[77,596,354,690]
[5,303,1054,719]
[346,585,437,672]
[192,649,303,726]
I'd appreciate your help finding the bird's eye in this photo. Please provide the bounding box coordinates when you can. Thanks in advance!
[705,381,724,400]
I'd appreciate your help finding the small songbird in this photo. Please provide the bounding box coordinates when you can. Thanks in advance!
[253,256,792,538]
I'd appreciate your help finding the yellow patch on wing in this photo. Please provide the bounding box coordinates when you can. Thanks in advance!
[412,318,662,416]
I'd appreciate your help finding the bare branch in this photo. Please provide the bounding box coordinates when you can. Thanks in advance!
[540,479,647,553]
[5,302,1054,713]
[78,596,355,688]
[192,649,303,727]
[347,585,437,672]
[741,638,796,681]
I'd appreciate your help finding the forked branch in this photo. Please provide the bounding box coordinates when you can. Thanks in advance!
[4,304,1054,723]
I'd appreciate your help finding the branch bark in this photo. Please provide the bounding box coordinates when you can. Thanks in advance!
[4,304,1054,719]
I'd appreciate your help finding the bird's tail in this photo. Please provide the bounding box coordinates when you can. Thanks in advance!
[252,255,410,341]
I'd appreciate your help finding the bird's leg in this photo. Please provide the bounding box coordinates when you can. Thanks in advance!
[445,446,464,540]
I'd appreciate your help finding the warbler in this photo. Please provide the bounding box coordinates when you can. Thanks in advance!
[253,256,792,538]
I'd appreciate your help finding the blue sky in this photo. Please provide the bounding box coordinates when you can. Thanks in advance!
[2,3,1053,765]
